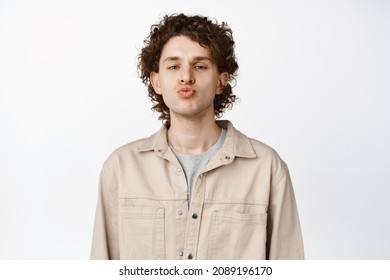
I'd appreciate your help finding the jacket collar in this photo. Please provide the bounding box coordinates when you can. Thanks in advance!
[136,120,256,159]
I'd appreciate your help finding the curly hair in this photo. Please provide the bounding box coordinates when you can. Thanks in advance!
[138,13,239,126]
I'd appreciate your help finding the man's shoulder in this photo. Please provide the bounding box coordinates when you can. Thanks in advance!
[227,122,283,162]
[247,137,281,159]
[239,135,289,184]
[231,125,288,173]
[103,128,164,164]
[113,137,149,154]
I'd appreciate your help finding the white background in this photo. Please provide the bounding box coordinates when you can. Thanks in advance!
[0,0,389,259]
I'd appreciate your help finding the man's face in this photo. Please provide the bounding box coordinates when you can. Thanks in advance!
[151,36,228,121]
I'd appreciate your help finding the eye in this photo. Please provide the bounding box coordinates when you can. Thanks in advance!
[167,65,179,70]
[194,65,207,70]
[194,64,207,70]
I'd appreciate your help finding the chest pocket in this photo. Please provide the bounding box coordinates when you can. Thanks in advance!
[119,206,165,259]
[207,210,267,259]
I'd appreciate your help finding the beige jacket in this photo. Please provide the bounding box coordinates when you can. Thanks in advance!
[91,120,304,260]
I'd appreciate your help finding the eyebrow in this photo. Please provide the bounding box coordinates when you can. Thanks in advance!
[162,56,212,64]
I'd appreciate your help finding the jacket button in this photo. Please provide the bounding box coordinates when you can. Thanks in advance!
[225,156,231,160]
[178,210,183,216]
[179,252,183,257]
[187,253,193,259]
[192,213,198,219]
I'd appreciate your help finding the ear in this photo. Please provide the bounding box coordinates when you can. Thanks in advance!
[216,72,229,95]
[150,72,162,95]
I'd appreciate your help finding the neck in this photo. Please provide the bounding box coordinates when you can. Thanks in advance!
[168,114,221,154]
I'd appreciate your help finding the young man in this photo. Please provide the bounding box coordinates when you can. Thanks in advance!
[91,13,304,260]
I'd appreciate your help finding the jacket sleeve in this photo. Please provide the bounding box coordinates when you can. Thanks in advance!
[266,164,304,259]
[90,160,120,259]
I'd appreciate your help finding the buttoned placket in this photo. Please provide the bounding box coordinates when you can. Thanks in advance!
[173,164,188,259]
[154,129,236,260]
[182,172,205,259]
[155,146,188,259]
[181,153,234,260]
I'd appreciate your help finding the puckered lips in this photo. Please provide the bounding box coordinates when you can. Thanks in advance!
[178,86,195,98]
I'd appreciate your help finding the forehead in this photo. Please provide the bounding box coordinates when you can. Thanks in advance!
[160,36,211,61]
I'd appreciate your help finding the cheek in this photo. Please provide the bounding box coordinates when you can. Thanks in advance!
[199,75,219,88]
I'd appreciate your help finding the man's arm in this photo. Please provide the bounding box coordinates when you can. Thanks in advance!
[266,164,304,259]
[91,161,119,259]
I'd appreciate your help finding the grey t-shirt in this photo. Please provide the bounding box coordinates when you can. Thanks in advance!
[171,128,227,201]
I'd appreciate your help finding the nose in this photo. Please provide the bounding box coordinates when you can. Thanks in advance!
[179,67,195,85]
